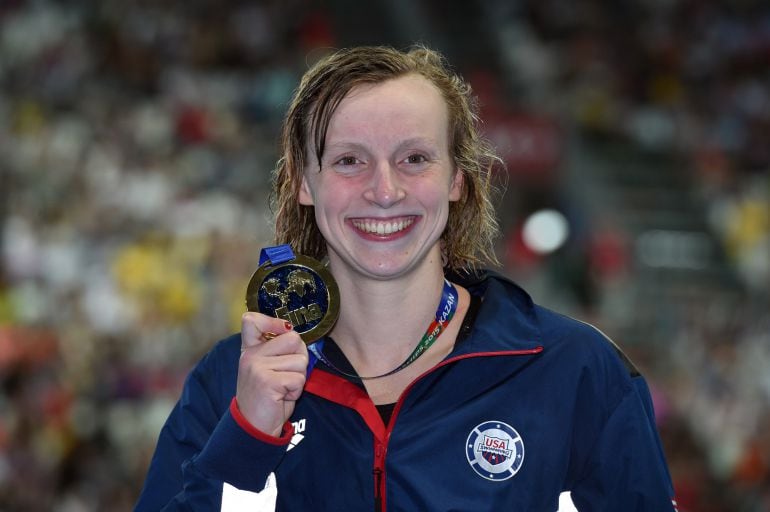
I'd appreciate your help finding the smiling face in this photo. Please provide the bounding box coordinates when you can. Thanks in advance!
[298,74,463,282]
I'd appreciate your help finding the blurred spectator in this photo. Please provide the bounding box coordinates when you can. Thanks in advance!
[1,0,768,510]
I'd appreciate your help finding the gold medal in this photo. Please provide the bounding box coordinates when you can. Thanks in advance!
[246,248,340,344]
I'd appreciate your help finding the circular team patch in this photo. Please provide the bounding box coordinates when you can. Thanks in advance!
[466,421,525,481]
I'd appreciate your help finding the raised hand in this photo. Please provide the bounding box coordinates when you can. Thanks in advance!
[236,312,308,437]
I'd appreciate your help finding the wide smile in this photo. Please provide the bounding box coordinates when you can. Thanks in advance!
[349,216,418,238]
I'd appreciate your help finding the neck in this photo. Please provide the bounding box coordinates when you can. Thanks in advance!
[329,262,448,373]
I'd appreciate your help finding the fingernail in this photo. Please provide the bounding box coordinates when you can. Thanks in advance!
[284,321,293,330]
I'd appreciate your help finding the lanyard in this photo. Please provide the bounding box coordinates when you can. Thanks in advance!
[307,279,458,380]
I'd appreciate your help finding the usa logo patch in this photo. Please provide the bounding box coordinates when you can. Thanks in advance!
[466,421,524,481]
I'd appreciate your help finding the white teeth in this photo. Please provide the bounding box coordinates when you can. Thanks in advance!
[353,218,413,235]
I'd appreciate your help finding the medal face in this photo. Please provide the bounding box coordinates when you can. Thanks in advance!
[246,255,340,343]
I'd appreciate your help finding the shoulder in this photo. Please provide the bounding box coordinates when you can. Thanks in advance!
[192,333,241,376]
[452,268,639,379]
[535,306,640,378]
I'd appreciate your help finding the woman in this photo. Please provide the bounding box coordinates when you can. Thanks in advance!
[136,46,677,511]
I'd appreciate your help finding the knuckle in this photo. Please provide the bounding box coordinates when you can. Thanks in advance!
[241,311,258,323]
[290,338,308,354]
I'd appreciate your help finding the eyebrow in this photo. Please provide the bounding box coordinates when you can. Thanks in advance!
[396,137,441,151]
[324,137,441,154]
[323,141,367,153]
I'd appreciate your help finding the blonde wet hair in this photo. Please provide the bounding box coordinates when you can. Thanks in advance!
[272,45,502,270]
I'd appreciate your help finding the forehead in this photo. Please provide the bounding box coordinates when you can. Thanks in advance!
[326,74,450,142]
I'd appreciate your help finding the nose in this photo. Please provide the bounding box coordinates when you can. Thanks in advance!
[363,161,406,208]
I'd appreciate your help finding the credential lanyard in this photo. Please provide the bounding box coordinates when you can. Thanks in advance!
[307,279,458,380]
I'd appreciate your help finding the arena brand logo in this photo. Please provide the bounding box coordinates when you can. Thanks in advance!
[466,421,524,481]
[287,418,306,452]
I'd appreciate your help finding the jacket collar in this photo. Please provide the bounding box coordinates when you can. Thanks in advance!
[446,268,543,355]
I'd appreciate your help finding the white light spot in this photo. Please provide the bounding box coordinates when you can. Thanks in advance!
[522,209,569,254]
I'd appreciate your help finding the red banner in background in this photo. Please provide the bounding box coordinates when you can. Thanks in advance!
[484,114,563,183]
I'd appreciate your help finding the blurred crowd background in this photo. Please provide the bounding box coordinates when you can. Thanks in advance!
[1,0,768,510]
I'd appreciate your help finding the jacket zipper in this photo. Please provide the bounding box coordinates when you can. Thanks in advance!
[373,442,386,511]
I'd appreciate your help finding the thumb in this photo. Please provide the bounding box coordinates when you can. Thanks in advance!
[241,312,293,350]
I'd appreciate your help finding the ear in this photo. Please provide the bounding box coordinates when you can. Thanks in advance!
[298,174,314,205]
[449,168,464,202]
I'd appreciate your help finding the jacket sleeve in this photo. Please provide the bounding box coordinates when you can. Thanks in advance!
[568,370,677,511]
[134,340,292,511]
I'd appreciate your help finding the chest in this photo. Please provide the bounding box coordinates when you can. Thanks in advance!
[277,357,581,510]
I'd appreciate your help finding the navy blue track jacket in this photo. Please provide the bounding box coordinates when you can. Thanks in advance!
[135,271,677,511]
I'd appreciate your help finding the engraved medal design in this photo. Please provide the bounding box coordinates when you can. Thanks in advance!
[246,245,339,343]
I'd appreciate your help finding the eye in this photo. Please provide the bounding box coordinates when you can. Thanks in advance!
[334,155,360,166]
[404,153,428,164]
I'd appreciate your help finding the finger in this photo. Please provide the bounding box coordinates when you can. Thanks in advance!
[254,331,307,356]
[241,312,293,349]
[281,374,307,401]
[240,353,309,375]
[262,366,306,396]
[241,331,305,361]
[236,357,307,408]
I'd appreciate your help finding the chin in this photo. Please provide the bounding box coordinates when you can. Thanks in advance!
[359,264,410,280]
[360,255,437,281]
